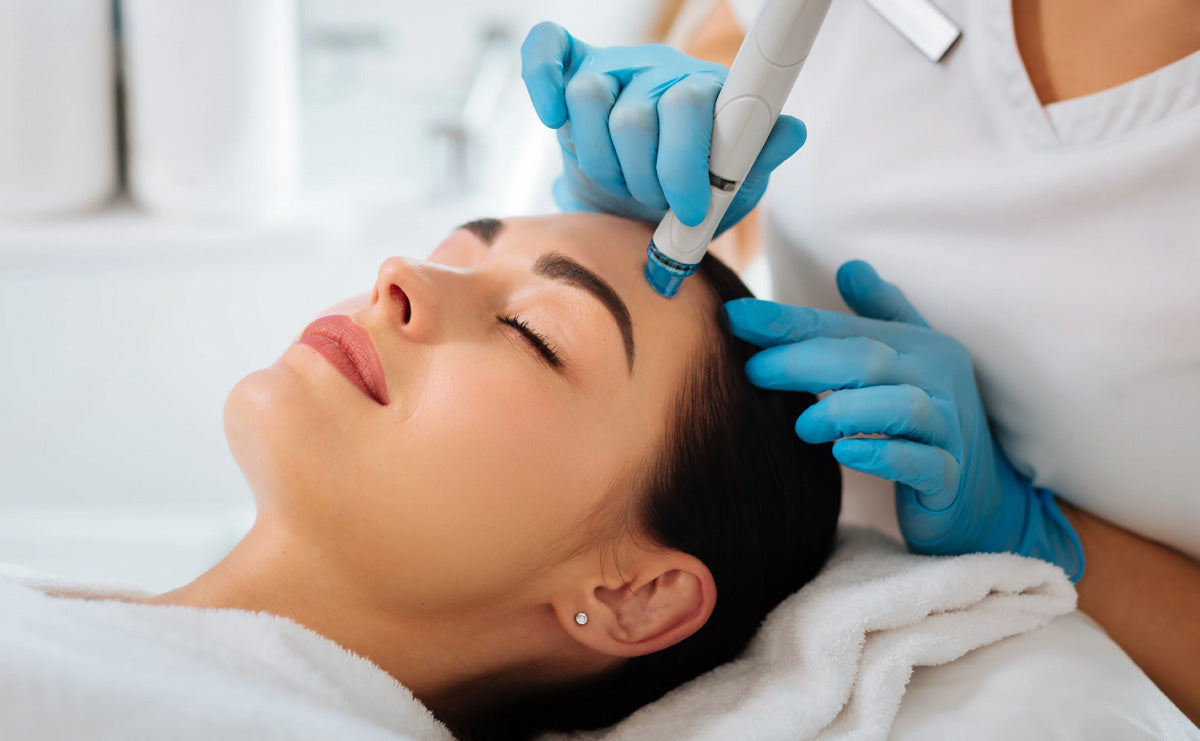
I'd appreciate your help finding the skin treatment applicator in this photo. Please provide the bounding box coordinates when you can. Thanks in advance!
[644,0,833,297]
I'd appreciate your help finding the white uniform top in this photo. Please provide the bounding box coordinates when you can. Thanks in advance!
[728,0,1200,561]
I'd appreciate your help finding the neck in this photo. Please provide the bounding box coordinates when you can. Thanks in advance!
[145,520,577,714]
[1013,0,1200,105]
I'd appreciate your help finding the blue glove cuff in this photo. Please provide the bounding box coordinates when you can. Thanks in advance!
[1024,487,1086,583]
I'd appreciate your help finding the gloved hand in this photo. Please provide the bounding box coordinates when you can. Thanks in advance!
[724,260,1086,582]
[520,21,808,234]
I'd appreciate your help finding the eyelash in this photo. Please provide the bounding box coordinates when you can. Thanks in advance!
[498,314,562,368]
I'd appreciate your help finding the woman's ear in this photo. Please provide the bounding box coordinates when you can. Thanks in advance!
[554,546,716,658]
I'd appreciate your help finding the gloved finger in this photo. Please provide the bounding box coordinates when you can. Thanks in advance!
[520,22,589,129]
[794,385,952,448]
[552,173,593,213]
[609,74,670,211]
[556,120,577,158]
[832,438,960,502]
[564,71,630,198]
[836,260,930,328]
[657,73,724,226]
[745,336,906,393]
[716,114,807,236]
[751,115,807,175]
[725,298,917,349]
[555,124,672,221]
[554,162,671,222]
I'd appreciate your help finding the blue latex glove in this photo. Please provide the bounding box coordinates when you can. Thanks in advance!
[725,261,1085,582]
[520,21,807,233]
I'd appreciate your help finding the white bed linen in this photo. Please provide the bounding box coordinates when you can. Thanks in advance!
[892,611,1200,740]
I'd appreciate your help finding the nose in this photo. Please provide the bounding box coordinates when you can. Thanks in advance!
[372,256,449,343]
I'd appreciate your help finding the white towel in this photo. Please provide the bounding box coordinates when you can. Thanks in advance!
[550,526,1077,741]
[0,567,454,741]
[0,526,1075,740]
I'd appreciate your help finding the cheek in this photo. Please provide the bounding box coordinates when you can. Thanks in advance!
[410,354,607,522]
[348,349,627,607]
[315,292,370,318]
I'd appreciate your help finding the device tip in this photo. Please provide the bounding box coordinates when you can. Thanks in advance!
[644,240,698,298]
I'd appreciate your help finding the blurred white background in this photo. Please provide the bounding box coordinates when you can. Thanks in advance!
[0,0,675,591]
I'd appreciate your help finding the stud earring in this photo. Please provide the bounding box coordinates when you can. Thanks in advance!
[574,612,589,626]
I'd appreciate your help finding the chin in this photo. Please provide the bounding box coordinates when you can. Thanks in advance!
[223,366,290,504]
[224,351,389,536]
[223,361,345,514]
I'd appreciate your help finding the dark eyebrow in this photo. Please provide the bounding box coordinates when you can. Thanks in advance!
[534,252,635,372]
[456,217,503,245]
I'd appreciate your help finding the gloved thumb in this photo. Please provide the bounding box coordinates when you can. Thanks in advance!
[716,115,807,236]
[751,115,807,175]
[836,260,930,328]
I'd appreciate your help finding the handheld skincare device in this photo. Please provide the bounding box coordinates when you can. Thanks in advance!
[644,0,832,297]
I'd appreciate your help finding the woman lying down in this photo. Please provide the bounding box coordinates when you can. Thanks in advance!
[0,213,842,740]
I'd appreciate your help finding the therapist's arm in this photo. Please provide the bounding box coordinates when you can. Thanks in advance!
[1058,500,1200,725]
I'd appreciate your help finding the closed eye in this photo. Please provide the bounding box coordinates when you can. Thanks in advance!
[498,315,563,369]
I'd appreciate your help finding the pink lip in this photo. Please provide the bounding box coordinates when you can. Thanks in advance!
[297,315,390,406]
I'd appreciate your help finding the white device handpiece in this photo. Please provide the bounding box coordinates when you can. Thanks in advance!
[645,0,832,297]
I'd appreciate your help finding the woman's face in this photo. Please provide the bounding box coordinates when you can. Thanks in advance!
[224,213,713,615]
